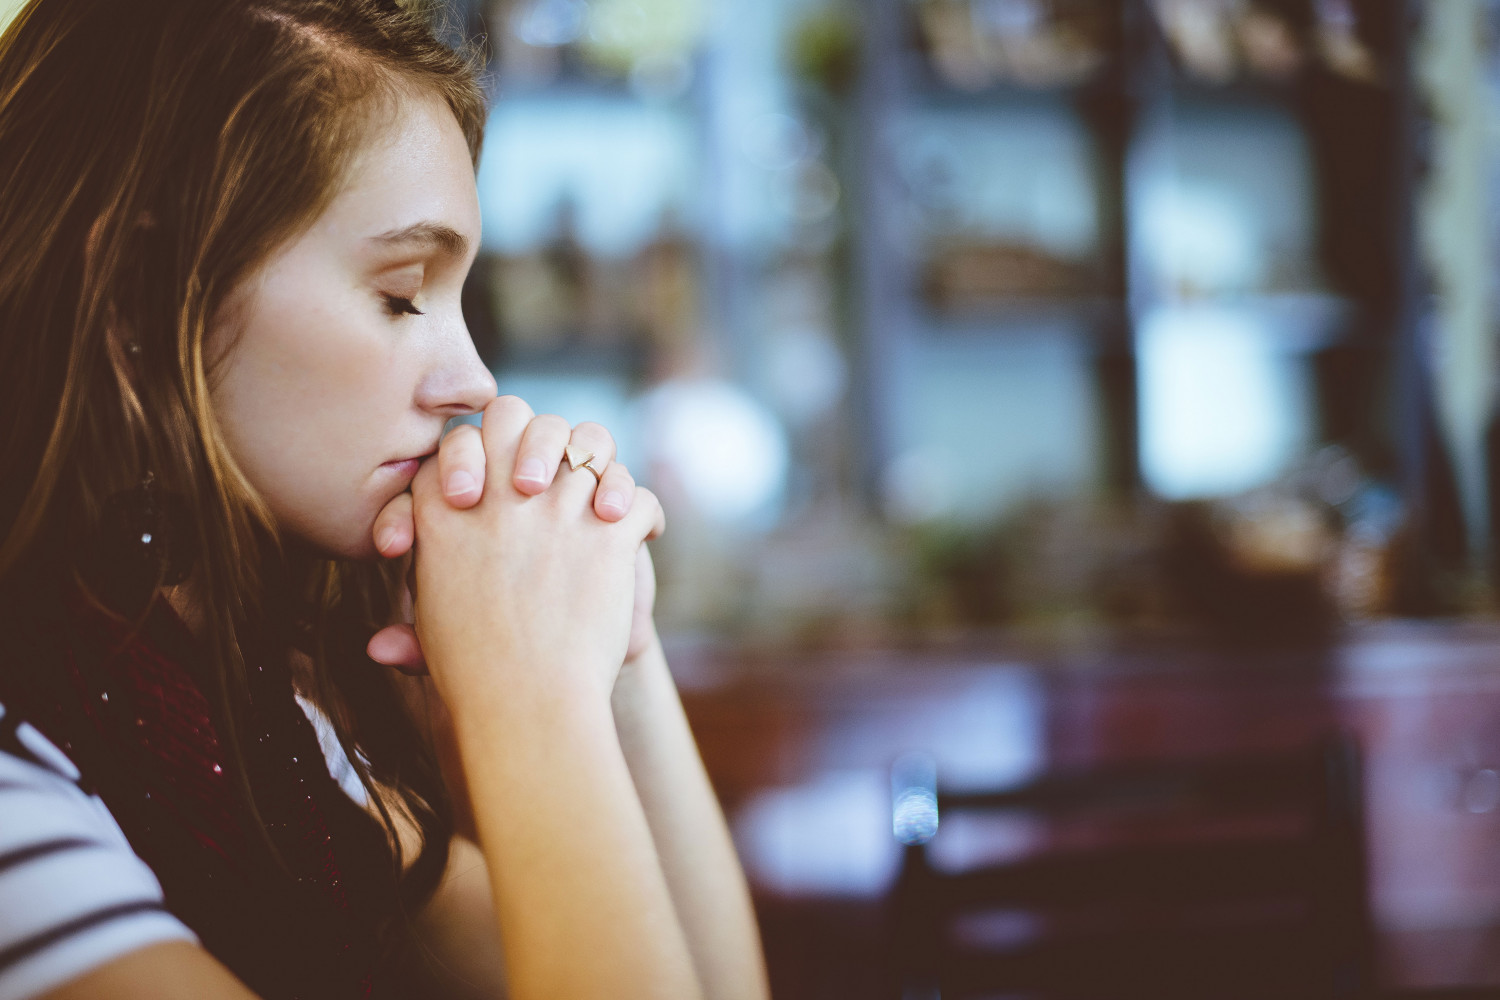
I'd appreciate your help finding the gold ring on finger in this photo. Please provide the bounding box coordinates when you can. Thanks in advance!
[565,444,605,484]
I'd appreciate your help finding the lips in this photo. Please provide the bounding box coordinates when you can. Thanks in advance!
[380,447,437,481]
[382,453,433,468]
[384,442,440,467]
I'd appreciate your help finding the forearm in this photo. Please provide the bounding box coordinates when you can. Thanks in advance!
[449,669,703,1000]
[611,635,771,1000]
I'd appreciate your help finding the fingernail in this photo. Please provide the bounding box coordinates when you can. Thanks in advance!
[376,526,397,553]
[445,470,477,498]
[600,490,626,515]
[517,458,546,485]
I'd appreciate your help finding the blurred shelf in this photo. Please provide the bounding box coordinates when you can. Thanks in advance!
[909,293,1361,352]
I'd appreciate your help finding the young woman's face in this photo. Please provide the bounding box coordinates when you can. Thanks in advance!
[208,92,496,560]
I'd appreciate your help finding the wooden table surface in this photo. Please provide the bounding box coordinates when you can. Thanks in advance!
[671,622,1500,992]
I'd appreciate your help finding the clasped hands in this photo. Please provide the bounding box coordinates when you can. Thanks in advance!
[361,395,664,698]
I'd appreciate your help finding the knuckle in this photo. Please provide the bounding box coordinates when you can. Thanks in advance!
[487,394,533,421]
[573,420,613,444]
[447,422,481,444]
[459,435,487,462]
[532,413,571,437]
[442,424,481,457]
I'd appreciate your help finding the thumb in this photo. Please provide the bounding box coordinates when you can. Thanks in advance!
[366,623,429,676]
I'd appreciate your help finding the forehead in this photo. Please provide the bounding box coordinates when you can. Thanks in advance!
[314,91,481,252]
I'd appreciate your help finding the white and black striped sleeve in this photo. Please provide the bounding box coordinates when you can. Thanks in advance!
[0,704,196,1000]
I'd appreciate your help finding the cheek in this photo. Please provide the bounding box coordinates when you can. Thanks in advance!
[216,270,343,397]
[210,289,407,553]
[216,306,364,460]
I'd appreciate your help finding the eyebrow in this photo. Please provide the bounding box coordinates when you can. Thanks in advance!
[366,222,471,260]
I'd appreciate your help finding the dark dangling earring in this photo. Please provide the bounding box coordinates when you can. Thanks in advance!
[96,472,197,614]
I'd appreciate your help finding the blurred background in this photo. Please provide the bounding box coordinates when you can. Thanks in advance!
[441,0,1447,641]
[435,0,1500,994]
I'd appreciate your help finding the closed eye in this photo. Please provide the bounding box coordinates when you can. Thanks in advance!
[383,294,423,317]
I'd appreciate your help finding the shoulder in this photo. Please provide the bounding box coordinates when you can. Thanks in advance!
[0,703,196,1000]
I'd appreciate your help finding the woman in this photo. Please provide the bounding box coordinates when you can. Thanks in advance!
[0,1,768,997]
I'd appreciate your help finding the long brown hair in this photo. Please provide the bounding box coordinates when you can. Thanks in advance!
[0,0,484,935]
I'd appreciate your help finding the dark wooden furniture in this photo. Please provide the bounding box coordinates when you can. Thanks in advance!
[672,623,1500,996]
[888,740,1373,999]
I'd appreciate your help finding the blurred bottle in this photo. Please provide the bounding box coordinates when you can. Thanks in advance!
[632,208,698,361]
[494,194,603,350]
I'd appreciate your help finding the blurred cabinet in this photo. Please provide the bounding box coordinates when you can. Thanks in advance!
[846,0,1412,514]
[439,0,1453,633]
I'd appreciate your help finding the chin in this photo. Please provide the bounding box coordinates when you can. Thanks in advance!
[278,489,393,562]
[285,534,380,564]
[284,515,382,563]
[340,537,385,563]
[336,517,385,561]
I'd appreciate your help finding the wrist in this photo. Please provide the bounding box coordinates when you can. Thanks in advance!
[612,628,672,731]
[623,622,664,671]
[444,654,613,743]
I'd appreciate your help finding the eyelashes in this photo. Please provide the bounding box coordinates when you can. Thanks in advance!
[382,294,424,317]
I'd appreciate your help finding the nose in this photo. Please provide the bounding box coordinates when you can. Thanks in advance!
[415,315,498,418]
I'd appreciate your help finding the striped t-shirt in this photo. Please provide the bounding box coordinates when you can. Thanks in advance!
[0,697,366,1000]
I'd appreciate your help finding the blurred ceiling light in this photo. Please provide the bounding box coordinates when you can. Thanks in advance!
[638,378,789,526]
